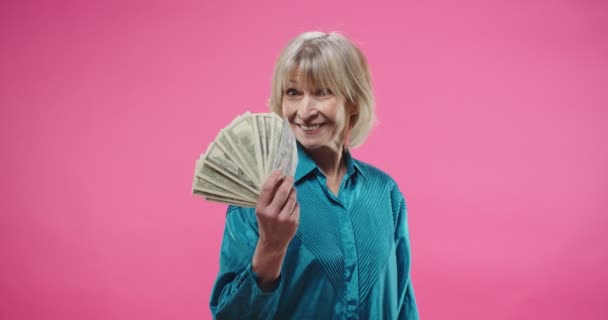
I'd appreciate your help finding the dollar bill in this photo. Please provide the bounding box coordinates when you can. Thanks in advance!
[199,163,258,201]
[192,111,298,207]
[203,141,259,194]
[193,175,244,200]
[251,114,265,184]
[271,117,298,176]
[258,115,268,178]
[204,193,256,207]
[262,115,272,176]
[215,129,259,186]
[222,113,260,186]
[267,113,283,175]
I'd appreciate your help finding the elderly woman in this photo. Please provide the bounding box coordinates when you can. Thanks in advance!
[210,31,419,319]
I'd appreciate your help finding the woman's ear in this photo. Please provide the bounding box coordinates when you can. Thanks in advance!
[346,102,358,116]
[347,103,359,130]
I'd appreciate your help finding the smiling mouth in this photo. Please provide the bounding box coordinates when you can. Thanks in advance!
[297,123,325,131]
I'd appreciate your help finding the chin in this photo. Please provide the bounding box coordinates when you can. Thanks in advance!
[296,136,342,152]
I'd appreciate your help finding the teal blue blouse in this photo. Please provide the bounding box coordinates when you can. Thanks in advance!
[210,144,419,319]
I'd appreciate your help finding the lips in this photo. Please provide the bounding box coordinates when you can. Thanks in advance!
[297,123,326,132]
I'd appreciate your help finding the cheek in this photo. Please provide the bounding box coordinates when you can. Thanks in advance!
[281,101,296,118]
[321,100,343,123]
[335,106,346,125]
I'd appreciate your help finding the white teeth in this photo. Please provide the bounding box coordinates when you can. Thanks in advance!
[300,124,322,130]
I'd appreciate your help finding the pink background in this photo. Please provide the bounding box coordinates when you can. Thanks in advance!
[1,0,607,319]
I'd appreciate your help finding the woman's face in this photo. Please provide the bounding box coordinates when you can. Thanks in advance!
[281,75,354,151]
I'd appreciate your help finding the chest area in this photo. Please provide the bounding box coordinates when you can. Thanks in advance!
[293,179,396,301]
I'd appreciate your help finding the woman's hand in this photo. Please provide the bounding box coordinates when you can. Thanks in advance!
[256,170,300,252]
[251,170,300,289]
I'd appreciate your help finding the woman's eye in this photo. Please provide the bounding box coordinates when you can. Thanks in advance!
[316,88,333,96]
[285,88,299,96]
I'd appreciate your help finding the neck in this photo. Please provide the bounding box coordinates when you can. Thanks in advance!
[306,144,346,180]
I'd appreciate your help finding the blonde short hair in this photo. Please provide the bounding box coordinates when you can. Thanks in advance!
[268,31,376,148]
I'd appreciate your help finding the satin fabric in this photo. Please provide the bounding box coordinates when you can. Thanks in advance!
[210,144,419,319]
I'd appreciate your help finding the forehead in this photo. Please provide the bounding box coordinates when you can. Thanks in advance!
[282,66,333,90]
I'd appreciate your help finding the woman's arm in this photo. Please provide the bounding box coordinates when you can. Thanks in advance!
[209,171,299,319]
[209,206,283,320]
[251,242,287,291]
[251,172,299,290]
[393,187,420,320]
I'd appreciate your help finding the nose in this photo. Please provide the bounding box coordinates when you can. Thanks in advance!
[296,94,318,119]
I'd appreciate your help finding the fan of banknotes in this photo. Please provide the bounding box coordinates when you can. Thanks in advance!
[192,112,298,207]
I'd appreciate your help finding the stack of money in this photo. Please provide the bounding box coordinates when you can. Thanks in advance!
[192,112,298,207]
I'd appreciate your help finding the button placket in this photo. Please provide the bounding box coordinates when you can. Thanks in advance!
[340,198,359,319]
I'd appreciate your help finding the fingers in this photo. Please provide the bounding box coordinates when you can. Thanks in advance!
[278,187,298,219]
[268,175,294,214]
[257,170,284,208]
[257,171,299,225]
[291,202,300,222]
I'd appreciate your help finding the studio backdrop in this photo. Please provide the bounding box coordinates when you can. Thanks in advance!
[1,0,606,319]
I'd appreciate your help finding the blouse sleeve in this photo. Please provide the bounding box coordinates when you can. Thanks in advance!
[209,205,283,320]
[393,188,420,320]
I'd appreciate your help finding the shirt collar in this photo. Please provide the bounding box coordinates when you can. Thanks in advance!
[294,142,367,182]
